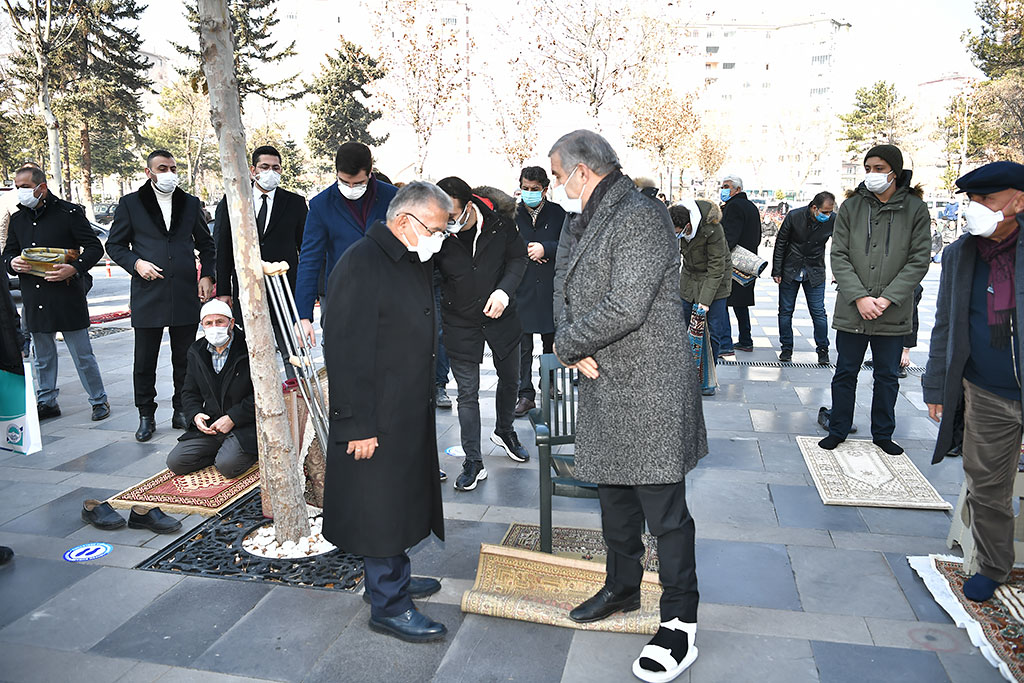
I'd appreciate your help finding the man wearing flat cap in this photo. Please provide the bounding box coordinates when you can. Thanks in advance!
[923,161,1024,602]
[820,144,931,456]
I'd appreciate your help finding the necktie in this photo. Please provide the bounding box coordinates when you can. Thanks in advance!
[256,194,268,238]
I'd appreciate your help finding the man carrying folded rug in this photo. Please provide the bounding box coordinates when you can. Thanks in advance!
[924,161,1024,602]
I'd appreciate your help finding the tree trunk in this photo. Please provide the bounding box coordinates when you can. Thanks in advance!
[34,57,62,192]
[196,0,309,543]
[80,120,96,222]
[60,126,72,200]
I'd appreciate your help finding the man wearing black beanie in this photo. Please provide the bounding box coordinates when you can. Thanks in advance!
[819,144,931,455]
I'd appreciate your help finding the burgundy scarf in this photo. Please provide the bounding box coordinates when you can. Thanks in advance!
[976,225,1020,349]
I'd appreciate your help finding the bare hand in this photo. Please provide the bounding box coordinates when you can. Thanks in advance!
[216,295,233,307]
[44,263,77,282]
[855,297,884,320]
[194,412,217,435]
[773,276,782,284]
[483,293,506,318]
[10,256,30,273]
[900,348,911,368]
[927,403,942,423]
[527,242,545,261]
[570,356,600,379]
[347,436,379,460]
[298,319,316,347]
[198,276,215,301]
[210,415,235,433]
[135,259,164,281]
[696,303,708,314]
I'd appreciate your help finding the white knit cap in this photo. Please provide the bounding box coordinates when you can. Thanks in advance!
[200,299,233,321]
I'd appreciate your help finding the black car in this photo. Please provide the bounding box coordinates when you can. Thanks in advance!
[93,202,116,225]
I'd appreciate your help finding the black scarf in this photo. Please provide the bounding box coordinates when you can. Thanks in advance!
[568,169,622,256]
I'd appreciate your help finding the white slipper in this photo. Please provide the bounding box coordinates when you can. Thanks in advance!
[631,619,698,683]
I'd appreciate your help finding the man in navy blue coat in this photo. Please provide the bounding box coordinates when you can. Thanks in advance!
[295,142,397,346]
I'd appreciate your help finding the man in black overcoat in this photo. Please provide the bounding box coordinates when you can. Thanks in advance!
[107,150,215,442]
[718,174,762,357]
[321,181,449,643]
[3,166,109,421]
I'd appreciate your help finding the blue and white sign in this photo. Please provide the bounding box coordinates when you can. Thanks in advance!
[444,446,466,458]
[63,543,112,562]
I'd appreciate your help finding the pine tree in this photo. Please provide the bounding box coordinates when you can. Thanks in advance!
[174,0,298,103]
[838,81,919,155]
[965,0,1024,78]
[304,37,387,163]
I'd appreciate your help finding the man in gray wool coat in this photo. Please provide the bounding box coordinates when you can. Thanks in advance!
[549,130,707,683]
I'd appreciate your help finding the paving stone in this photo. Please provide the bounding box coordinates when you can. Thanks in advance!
[699,603,871,645]
[195,585,363,682]
[0,480,78,525]
[55,440,163,474]
[789,547,915,620]
[690,630,817,683]
[689,479,778,529]
[408,519,510,580]
[156,668,284,683]
[0,486,120,538]
[560,630,654,683]
[937,652,1007,683]
[749,409,822,434]
[812,640,950,683]
[882,552,954,624]
[90,576,271,665]
[701,437,764,470]
[0,555,97,629]
[304,602,465,683]
[434,613,571,683]
[770,484,868,532]
[0,642,137,683]
[114,662,173,682]
[857,507,953,539]
[863,617,975,654]
[0,566,182,651]
[696,539,801,610]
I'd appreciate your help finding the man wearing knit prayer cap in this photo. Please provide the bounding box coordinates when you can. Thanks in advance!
[164,298,259,479]
[923,161,1024,602]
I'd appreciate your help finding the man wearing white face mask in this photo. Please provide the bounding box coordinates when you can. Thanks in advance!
[923,161,1024,603]
[294,142,397,348]
[107,150,216,443]
[165,299,258,479]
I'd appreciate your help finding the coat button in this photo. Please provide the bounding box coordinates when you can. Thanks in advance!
[38,305,42,309]
[31,242,36,246]
[423,308,430,315]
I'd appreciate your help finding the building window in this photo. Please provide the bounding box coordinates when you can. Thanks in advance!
[811,55,831,65]
[707,46,719,54]
[722,62,735,69]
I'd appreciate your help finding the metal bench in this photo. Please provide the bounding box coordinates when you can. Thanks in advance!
[528,353,598,553]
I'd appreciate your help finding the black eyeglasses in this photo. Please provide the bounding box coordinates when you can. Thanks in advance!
[403,213,447,235]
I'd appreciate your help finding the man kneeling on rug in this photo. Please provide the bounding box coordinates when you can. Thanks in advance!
[166,300,257,479]
[923,161,1024,602]
[549,130,707,682]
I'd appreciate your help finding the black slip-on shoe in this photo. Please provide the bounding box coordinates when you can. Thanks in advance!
[135,415,156,442]
[778,350,792,363]
[81,499,126,530]
[569,587,642,623]
[368,608,447,643]
[171,410,188,430]
[91,402,111,421]
[128,506,182,534]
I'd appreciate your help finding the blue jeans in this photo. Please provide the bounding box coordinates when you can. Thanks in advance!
[682,299,727,362]
[434,282,449,387]
[33,328,107,407]
[778,279,829,352]
[829,331,902,440]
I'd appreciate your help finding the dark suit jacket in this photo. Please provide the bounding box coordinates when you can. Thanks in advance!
[214,187,307,298]
[107,181,215,328]
[515,201,564,334]
[721,191,762,307]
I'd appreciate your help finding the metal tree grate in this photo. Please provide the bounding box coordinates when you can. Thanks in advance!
[88,327,131,339]
[136,489,364,592]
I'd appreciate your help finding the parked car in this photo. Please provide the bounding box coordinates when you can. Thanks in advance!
[92,202,116,224]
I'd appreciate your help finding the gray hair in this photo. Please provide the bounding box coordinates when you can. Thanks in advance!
[385,181,453,223]
[548,130,620,176]
[722,174,743,190]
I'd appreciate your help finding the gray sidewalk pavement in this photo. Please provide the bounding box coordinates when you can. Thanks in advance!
[0,262,1005,682]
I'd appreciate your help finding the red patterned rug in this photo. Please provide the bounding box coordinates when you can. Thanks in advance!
[107,465,260,516]
[910,554,1022,681]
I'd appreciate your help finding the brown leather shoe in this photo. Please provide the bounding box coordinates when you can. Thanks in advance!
[514,397,535,418]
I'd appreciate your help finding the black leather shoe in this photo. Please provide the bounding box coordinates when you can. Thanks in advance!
[81,499,127,530]
[36,402,61,420]
[514,397,536,418]
[91,402,111,421]
[778,350,792,363]
[369,608,447,642]
[128,506,182,534]
[171,410,188,430]
[0,545,13,565]
[362,576,442,605]
[135,415,156,442]
[569,587,641,623]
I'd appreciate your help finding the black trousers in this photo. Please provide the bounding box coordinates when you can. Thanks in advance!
[450,345,519,464]
[133,325,194,416]
[829,331,902,440]
[598,480,699,622]
[363,552,413,619]
[518,332,555,400]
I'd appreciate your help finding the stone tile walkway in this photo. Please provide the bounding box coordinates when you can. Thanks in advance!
[0,263,1006,682]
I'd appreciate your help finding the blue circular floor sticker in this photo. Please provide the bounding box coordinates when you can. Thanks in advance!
[64,543,112,562]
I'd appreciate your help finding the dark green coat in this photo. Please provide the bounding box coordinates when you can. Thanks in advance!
[679,220,731,307]
[830,181,931,336]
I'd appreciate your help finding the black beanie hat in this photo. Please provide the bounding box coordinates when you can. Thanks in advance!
[864,144,904,178]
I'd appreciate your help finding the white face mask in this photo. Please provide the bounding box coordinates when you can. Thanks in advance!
[402,219,445,262]
[153,172,179,193]
[864,171,893,194]
[254,169,280,192]
[551,165,586,214]
[17,186,39,209]
[338,180,368,201]
[963,198,1016,238]
[446,204,472,234]
[203,325,231,347]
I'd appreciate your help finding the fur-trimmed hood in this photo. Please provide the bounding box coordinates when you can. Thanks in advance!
[695,199,722,227]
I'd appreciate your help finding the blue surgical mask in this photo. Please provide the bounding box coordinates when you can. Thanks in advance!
[815,212,830,223]
[720,188,732,203]
[521,190,543,208]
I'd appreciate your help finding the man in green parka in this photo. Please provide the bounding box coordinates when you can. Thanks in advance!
[819,145,931,455]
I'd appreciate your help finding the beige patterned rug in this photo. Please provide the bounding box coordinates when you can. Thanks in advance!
[461,544,661,634]
[500,522,659,572]
[797,436,951,510]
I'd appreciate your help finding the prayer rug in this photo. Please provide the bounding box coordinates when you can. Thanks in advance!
[796,436,952,510]
[500,522,659,572]
[909,554,1021,681]
[107,465,260,516]
[462,544,661,634]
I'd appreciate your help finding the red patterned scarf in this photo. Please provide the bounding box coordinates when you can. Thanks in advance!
[976,225,1020,349]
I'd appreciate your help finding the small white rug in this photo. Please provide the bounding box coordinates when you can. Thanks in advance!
[796,436,952,510]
